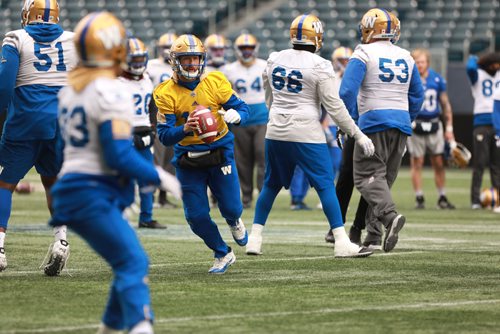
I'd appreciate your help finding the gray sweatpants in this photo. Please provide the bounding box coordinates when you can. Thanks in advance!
[353,129,407,239]
[232,124,267,205]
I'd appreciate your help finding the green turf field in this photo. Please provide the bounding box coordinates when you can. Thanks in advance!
[1,168,499,333]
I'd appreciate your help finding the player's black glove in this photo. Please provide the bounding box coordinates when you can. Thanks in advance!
[133,126,156,149]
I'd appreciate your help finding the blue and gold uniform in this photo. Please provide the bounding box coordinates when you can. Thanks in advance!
[155,34,250,268]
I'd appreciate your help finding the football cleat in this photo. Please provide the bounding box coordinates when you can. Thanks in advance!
[234,33,259,64]
[362,240,382,251]
[123,36,148,76]
[290,14,324,52]
[42,239,70,276]
[170,34,206,80]
[138,220,167,229]
[229,218,248,246]
[157,32,178,63]
[290,201,312,211]
[73,11,127,68]
[349,225,362,245]
[204,34,227,67]
[334,241,373,258]
[383,214,405,252]
[22,0,59,28]
[208,249,235,274]
[325,229,335,244]
[359,8,400,44]
[437,195,456,209]
[246,232,263,255]
[0,247,7,272]
[415,195,425,209]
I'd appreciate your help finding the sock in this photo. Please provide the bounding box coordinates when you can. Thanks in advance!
[253,185,280,226]
[54,225,67,242]
[0,188,13,230]
[251,223,264,236]
[438,188,445,197]
[0,232,5,248]
[415,190,424,197]
[332,227,350,244]
[129,320,153,334]
[317,187,343,229]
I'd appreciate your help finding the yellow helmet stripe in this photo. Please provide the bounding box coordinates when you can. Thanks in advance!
[296,14,308,41]
[78,12,100,62]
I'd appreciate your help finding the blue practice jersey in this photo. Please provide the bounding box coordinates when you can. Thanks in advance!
[417,68,446,120]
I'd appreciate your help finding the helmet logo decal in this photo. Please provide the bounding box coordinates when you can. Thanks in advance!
[97,25,123,50]
[311,20,323,34]
[363,15,377,28]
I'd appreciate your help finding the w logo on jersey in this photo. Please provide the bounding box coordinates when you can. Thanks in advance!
[96,25,123,50]
[363,16,377,28]
[221,165,232,175]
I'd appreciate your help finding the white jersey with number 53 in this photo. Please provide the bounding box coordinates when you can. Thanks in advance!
[350,41,415,115]
[58,78,134,177]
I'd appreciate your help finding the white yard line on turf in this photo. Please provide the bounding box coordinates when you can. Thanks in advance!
[2,299,499,333]
[0,251,425,276]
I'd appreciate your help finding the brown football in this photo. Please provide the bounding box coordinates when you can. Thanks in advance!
[192,105,218,144]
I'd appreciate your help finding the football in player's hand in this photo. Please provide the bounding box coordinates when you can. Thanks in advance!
[192,105,218,144]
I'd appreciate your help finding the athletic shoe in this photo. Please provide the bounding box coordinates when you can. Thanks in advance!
[349,225,362,245]
[362,239,382,251]
[246,233,263,255]
[383,214,406,252]
[208,249,235,274]
[43,240,70,276]
[471,203,482,210]
[290,201,312,211]
[138,220,167,229]
[415,195,425,209]
[437,195,455,209]
[324,229,335,243]
[493,206,500,214]
[0,247,7,272]
[229,218,248,246]
[334,241,373,258]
